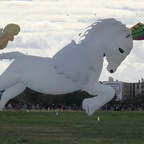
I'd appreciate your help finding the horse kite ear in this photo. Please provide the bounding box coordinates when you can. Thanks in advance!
[0,23,20,50]
[131,22,144,40]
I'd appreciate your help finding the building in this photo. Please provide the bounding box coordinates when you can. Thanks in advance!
[102,77,122,100]
[102,77,144,100]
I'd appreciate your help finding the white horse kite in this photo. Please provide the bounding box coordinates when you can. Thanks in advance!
[0,19,133,115]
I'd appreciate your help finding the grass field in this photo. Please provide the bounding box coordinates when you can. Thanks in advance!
[0,110,144,144]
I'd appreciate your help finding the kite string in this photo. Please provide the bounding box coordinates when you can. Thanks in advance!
[115,0,140,24]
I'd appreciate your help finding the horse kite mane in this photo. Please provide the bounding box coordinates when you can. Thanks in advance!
[78,18,130,44]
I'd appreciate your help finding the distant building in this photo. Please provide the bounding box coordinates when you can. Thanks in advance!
[102,77,122,100]
[102,77,144,100]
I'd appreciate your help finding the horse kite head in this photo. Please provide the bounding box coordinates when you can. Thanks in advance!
[93,19,133,74]
[77,18,133,74]
[103,19,133,73]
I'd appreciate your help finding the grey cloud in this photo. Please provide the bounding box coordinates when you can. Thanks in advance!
[6,34,51,49]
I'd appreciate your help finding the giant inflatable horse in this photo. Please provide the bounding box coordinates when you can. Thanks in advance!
[0,19,133,115]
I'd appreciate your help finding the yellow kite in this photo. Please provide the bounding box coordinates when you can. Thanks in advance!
[0,24,20,49]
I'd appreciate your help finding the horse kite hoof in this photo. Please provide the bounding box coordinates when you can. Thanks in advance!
[82,99,95,116]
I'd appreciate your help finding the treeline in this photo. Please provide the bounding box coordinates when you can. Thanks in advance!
[9,88,92,107]
[8,88,144,110]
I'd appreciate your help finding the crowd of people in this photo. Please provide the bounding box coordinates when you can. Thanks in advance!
[105,104,144,111]
[4,102,144,112]
[5,103,81,111]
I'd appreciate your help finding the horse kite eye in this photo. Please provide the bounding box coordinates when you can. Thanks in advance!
[125,34,130,38]
[119,48,124,53]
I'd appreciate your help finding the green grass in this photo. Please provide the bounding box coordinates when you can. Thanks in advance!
[0,111,144,144]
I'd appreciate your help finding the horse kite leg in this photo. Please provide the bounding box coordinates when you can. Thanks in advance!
[0,83,26,110]
[82,82,115,116]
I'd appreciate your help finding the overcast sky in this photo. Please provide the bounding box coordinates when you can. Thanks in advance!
[0,0,144,83]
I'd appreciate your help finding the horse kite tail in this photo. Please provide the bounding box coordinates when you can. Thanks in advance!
[0,51,26,60]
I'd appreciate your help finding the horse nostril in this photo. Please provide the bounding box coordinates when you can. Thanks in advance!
[110,70,113,73]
